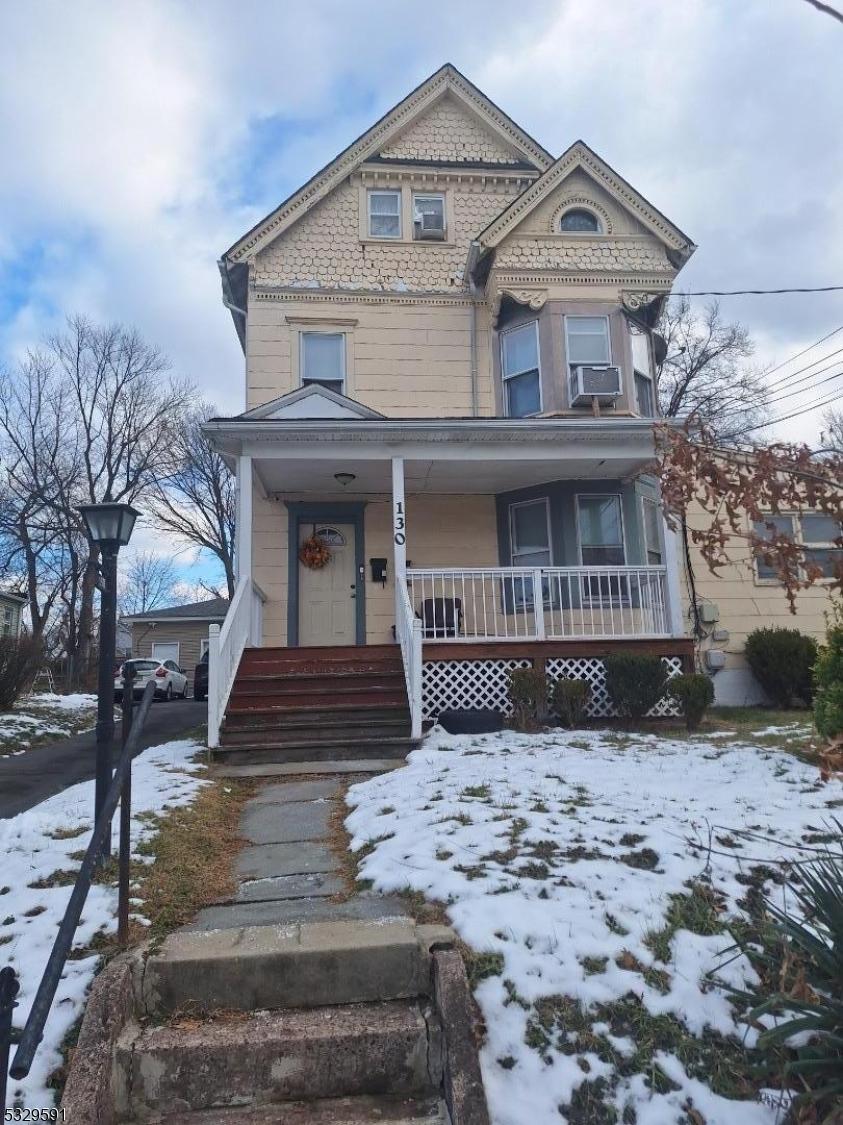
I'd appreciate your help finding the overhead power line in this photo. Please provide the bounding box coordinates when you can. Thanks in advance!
[762,325,843,379]
[743,387,843,434]
[764,367,843,408]
[673,284,843,297]
[764,353,843,396]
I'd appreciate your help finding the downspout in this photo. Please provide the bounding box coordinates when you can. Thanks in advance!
[465,241,481,418]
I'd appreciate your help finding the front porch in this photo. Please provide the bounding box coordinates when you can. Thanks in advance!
[204,413,689,747]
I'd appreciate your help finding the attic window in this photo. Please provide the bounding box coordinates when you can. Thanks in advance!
[560,208,600,233]
[368,190,401,238]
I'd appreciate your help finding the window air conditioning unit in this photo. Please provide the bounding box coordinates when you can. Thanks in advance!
[413,210,445,241]
[570,365,622,405]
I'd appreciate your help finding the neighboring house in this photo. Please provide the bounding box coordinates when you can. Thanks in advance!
[683,503,840,705]
[123,598,229,692]
[203,63,698,748]
[0,591,26,638]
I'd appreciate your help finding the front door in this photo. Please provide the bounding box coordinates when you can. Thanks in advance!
[298,523,357,645]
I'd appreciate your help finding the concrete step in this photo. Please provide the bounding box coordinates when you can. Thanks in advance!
[213,738,415,764]
[114,1000,442,1119]
[152,1094,449,1123]
[139,919,450,1015]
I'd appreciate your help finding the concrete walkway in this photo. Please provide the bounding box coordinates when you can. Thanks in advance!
[188,777,408,930]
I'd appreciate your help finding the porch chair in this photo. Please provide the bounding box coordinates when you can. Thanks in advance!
[419,597,462,639]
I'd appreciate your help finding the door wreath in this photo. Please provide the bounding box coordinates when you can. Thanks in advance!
[299,531,332,570]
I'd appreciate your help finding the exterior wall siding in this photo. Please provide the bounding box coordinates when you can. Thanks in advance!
[379,94,524,164]
[683,504,835,705]
[130,621,221,688]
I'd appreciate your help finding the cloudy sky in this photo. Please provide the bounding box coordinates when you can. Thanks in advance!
[1,0,841,584]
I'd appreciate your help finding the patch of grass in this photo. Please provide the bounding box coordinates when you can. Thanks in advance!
[618,833,645,847]
[466,950,505,987]
[129,776,256,942]
[644,880,726,962]
[582,955,609,975]
[461,784,491,799]
[46,826,87,841]
[619,847,660,871]
[27,869,79,889]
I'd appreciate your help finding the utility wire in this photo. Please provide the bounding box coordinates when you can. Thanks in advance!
[764,367,843,409]
[763,345,843,393]
[802,0,843,25]
[672,284,843,296]
[762,325,843,379]
[742,388,843,434]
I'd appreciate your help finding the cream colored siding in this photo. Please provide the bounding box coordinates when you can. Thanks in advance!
[683,504,834,703]
[251,494,500,648]
[130,622,217,685]
[247,298,491,417]
[253,178,522,293]
[379,93,524,164]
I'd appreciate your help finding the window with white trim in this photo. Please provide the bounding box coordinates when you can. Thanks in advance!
[510,499,552,568]
[2,606,12,636]
[560,208,600,233]
[565,316,611,369]
[642,498,663,565]
[367,190,401,238]
[412,193,445,240]
[577,495,626,566]
[301,332,345,393]
[501,321,541,417]
[754,513,843,581]
[631,325,656,417]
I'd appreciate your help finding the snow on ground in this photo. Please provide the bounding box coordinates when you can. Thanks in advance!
[346,726,839,1125]
[0,738,207,1107]
[0,694,99,757]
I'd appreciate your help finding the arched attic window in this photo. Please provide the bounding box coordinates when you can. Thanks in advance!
[559,208,601,233]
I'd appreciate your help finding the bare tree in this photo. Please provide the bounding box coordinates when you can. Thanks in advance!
[822,407,843,453]
[119,550,178,616]
[0,316,192,685]
[147,402,236,598]
[657,298,770,442]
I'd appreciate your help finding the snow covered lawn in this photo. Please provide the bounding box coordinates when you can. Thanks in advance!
[0,737,207,1107]
[0,693,98,757]
[346,725,840,1125]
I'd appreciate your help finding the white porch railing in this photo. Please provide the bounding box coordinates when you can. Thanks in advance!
[395,574,423,739]
[207,577,266,748]
[406,566,670,642]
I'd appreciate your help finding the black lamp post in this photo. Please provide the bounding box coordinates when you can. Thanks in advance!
[78,502,139,856]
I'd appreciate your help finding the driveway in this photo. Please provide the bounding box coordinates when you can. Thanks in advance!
[0,699,207,818]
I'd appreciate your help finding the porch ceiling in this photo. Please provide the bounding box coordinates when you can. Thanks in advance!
[254,454,649,496]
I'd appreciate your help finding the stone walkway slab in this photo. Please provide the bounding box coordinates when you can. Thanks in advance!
[233,872,345,903]
[251,779,341,805]
[189,894,409,932]
[236,841,337,880]
[213,760,402,778]
[241,798,331,845]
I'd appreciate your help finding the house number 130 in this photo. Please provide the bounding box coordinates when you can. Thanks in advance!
[394,501,406,545]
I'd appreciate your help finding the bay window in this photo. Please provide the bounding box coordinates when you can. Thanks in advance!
[501,321,541,417]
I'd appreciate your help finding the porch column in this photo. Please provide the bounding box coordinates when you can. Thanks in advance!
[235,454,253,583]
[662,519,686,638]
[391,457,407,584]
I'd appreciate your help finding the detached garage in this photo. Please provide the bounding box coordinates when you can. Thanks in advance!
[124,598,229,695]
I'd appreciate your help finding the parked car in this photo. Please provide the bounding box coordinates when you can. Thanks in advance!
[114,658,188,703]
[193,649,209,702]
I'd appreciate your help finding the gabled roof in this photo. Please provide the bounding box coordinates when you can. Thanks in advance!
[223,63,553,263]
[476,140,696,260]
[123,597,229,624]
[239,384,386,421]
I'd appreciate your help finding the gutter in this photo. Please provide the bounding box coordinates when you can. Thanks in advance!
[218,258,248,352]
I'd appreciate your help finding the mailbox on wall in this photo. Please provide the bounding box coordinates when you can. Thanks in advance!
[370,558,388,585]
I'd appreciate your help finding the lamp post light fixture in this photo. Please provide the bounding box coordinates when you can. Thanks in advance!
[78,503,140,856]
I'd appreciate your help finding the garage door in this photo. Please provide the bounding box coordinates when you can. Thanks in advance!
[151,642,180,665]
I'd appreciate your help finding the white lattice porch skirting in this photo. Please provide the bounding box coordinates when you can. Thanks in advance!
[422,655,684,721]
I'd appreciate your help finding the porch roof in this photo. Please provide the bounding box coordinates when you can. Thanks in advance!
[203,415,667,494]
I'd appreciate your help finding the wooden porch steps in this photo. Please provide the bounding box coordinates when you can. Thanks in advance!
[215,646,417,766]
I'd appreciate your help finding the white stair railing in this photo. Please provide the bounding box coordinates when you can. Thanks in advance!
[395,578,423,740]
[207,578,266,749]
